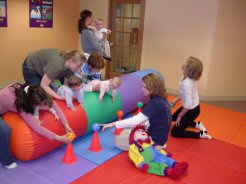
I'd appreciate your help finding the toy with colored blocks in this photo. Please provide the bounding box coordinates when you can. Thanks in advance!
[114,110,124,135]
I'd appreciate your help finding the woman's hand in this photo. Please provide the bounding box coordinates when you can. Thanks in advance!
[57,95,65,101]
[175,116,181,127]
[55,134,71,143]
[100,122,115,132]
[41,74,65,100]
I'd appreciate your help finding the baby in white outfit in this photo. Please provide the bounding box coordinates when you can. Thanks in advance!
[89,18,112,59]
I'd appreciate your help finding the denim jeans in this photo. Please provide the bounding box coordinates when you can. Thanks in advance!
[0,116,15,166]
[22,58,42,86]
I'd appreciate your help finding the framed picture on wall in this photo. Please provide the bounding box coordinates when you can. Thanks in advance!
[29,0,53,28]
[0,0,7,27]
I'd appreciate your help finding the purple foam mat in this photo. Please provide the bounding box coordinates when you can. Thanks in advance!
[0,148,97,184]
[132,69,164,80]
[118,74,149,112]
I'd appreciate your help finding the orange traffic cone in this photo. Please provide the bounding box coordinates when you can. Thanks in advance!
[89,131,103,152]
[63,142,77,164]
[114,128,124,135]
[114,110,124,135]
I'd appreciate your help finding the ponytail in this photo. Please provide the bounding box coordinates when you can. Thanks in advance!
[13,84,51,114]
[78,9,92,33]
[78,18,84,34]
[12,83,34,114]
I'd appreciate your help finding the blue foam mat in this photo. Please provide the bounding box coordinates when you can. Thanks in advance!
[71,128,123,165]
[0,147,97,184]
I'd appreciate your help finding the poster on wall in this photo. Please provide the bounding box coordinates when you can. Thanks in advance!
[29,0,53,28]
[0,0,7,27]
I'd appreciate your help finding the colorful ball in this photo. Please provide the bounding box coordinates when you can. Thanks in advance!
[137,101,144,108]
[67,132,76,141]
[92,123,101,132]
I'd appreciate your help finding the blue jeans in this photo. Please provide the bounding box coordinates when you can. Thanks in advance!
[0,116,15,166]
[22,58,42,86]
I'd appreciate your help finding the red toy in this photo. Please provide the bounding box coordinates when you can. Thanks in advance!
[114,110,124,135]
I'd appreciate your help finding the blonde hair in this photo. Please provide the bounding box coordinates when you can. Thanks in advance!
[112,77,122,87]
[142,73,166,98]
[186,57,203,80]
[60,50,86,66]
[67,75,82,88]
[95,18,104,23]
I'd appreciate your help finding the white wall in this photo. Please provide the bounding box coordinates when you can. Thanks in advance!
[78,0,246,100]
[0,0,80,84]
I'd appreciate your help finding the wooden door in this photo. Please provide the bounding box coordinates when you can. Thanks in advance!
[106,0,145,78]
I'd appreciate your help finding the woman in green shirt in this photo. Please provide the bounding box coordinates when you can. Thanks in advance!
[22,49,86,100]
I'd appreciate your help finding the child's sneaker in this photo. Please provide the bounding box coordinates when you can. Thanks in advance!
[200,131,212,139]
[4,162,17,169]
[196,121,208,133]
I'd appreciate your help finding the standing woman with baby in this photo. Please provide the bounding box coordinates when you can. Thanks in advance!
[78,9,104,55]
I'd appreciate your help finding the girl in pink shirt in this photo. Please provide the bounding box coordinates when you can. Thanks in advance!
[0,84,74,169]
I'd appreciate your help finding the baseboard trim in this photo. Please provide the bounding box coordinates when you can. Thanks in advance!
[199,95,246,101]
[0,80,24,89]
[166,88,246,102]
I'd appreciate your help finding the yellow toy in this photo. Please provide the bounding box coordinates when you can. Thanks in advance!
[128,125,189,179]
[67,132,76,142]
